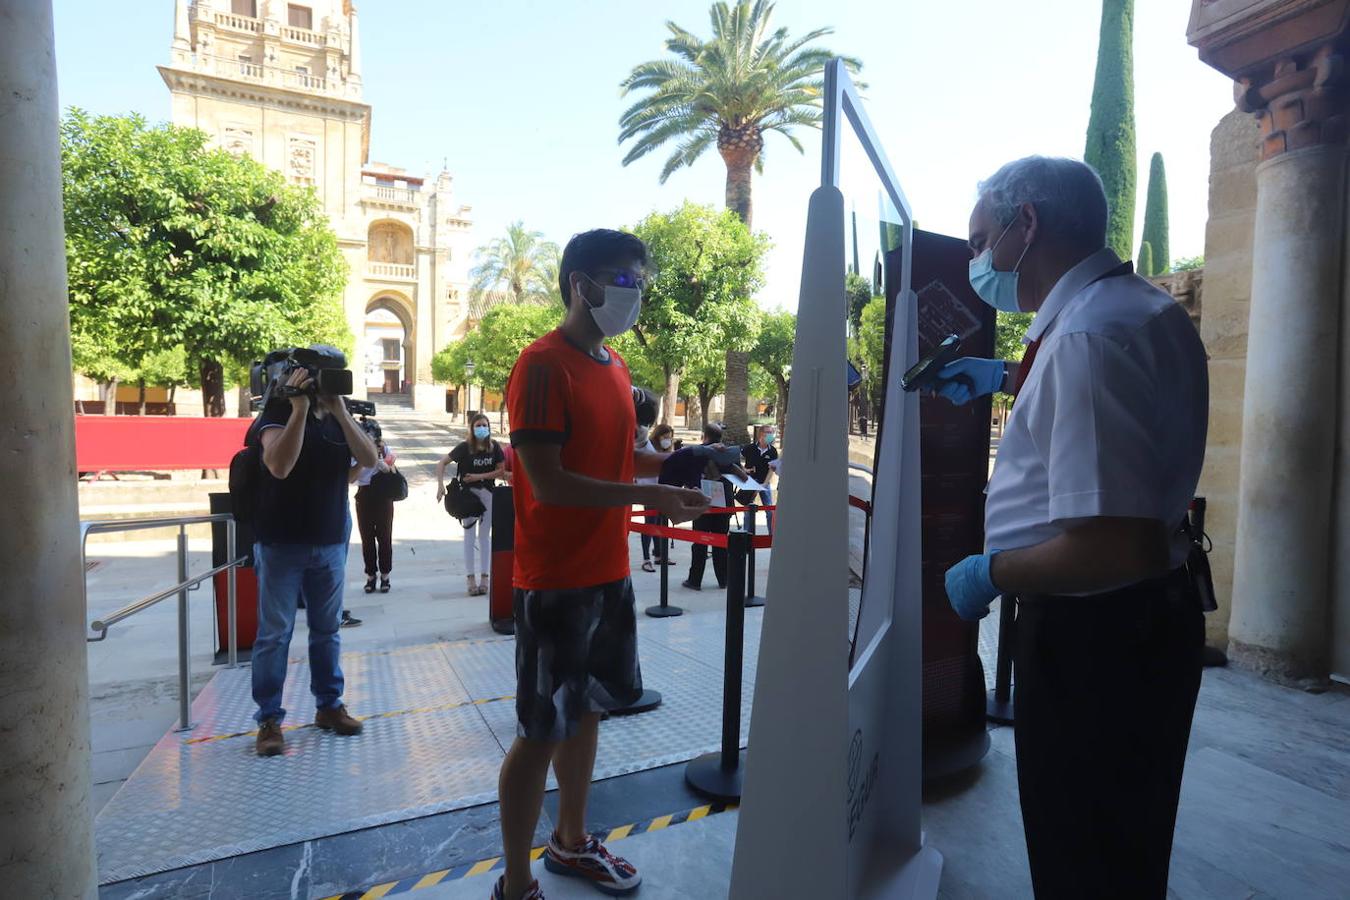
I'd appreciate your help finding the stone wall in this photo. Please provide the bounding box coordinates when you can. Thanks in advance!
[1195,108,1261,648]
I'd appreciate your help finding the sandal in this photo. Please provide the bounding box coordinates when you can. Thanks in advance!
[478,575,490,596]
[363,576,376,594]
[642,560,656,573]
[379,576,391,594]
[467,575,478,596]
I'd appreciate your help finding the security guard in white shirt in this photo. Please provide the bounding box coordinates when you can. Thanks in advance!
[937,157,1209,899]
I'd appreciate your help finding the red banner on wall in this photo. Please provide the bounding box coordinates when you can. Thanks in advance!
[75,415,252,472]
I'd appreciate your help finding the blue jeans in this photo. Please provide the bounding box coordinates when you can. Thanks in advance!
[252,540,349,723]
[757,488,774,535]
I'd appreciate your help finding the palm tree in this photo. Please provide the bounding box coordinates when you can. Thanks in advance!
[618,0,860,228]
[619,0,859,441]
[469,222,560,308]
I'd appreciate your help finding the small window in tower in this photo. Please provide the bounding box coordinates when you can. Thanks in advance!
[382,339,401,363]
[287,4,313,29]
[232,0,257,17]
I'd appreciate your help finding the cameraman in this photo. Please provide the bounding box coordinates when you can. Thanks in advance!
[251,365,379,758]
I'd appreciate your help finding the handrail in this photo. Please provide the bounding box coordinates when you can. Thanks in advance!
[88,556,245,639]
[82,512,243,732]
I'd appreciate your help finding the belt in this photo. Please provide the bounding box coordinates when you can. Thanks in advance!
[1018,567,1191,608]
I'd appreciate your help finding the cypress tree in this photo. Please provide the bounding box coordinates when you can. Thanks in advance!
[1084,0,1136,260]
[1138,241,1154,278]
[1140,151,1170,273]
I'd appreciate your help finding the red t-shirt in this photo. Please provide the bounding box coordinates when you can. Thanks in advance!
[505,330,636,590]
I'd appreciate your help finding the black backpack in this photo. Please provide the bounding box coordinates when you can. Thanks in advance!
[228,425,263,526]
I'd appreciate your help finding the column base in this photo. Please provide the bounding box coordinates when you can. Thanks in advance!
[1228,638,1329,691]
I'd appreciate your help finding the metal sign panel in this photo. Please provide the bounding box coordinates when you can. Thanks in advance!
[731,59,942,899]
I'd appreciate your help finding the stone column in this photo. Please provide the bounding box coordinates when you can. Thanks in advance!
[0,1,97,895]
[1228,48,1347,684]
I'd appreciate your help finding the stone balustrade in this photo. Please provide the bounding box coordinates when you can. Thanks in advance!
[367,262,416,280]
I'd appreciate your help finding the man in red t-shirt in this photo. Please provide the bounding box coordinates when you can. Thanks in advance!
[492,230,709,900]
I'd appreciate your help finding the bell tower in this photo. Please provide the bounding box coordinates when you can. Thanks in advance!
[158,0,371,227]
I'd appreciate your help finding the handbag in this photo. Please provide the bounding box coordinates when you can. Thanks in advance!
[443,477,486,523]
[369,467,409,502]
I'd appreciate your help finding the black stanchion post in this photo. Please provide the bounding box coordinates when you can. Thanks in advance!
[744,504,764,607]
[685,530,750,800]
[645,513,684,619]
[986,593,1015,725]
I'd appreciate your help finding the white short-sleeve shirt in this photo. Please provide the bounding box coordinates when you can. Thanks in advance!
[984,248,1209,570]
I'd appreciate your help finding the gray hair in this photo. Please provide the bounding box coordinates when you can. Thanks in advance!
[977,156,1108,251]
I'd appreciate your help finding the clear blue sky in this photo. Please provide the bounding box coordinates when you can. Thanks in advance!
[53,0,1234,311]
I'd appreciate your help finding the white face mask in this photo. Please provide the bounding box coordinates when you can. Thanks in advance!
[659,437,673,450]
[581,275,642,337]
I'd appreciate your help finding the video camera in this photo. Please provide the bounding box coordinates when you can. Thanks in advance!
[632,385,659,428]
[249,345,375,417]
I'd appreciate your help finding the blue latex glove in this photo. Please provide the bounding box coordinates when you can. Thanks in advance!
[934,357,1006,406]
[944,552,1001,621]
[688,443,743,468]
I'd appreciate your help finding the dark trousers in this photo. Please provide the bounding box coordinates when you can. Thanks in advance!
[354,487,394,576]
[686,513,729,588]
[639,507,667,561]
[1013,570,1204,899]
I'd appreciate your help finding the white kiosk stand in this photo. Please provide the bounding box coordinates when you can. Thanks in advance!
[730,60,942,899]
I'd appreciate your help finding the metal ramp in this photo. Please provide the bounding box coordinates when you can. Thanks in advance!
[95,612,761,884]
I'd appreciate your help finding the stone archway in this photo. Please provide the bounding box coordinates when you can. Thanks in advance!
[364,294,415,395]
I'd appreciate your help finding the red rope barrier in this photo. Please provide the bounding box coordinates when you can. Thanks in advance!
[627,519,772,551]
[627,504,776,518]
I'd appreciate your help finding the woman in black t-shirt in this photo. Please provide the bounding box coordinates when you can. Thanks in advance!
[436,413,505,596]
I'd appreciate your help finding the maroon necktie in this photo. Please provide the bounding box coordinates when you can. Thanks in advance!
[1011,338,1041,398]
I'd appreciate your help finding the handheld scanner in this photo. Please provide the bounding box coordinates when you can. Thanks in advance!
[901,334,964,393]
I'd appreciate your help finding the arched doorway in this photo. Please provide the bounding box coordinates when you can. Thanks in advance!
[363,301,411,395]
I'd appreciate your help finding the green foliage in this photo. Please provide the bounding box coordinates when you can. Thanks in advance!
[630,203,768,381]
[61,109,349,410]
[1173,255,1204,272]
[138,345,189,388]
[845,272,873,337]
[1138,241,1154,278]
[432,303,562,395]
[469,222,561,305]
[1140,151,1169,274]
[750,309,795,387]
[857,296,887,377]
[1084,0,1136,260]
[995,311,1034,364]
[608,331,667,396]
[618,0,861,189]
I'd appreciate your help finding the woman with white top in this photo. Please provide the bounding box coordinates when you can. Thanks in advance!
[636,423,676,572]
[436,413,506,596]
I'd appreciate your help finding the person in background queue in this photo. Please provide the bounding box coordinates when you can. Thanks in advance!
[637,423,677,572]
[251,365,379,757]
[936,156,1208,899]
[436,413,505,596]
[350,419,396,600]
[489,229,708,900]
[742,423,779,534]
[682,421,733,592]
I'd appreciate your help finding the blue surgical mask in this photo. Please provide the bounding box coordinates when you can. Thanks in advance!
[473,425,490,440]
[968,219,1031,313]
[763,433,776,445]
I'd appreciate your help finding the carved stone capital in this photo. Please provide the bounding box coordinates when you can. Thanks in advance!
[1236,44,1349,158]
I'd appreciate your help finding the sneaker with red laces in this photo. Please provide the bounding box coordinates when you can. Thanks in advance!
[490,876,544,899]
[543,832,641,895]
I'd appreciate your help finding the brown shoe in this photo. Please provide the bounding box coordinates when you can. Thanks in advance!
[314,704,363,736]
[256,719,285,757]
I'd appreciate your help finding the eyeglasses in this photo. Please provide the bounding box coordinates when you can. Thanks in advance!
[590,269,647,292]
